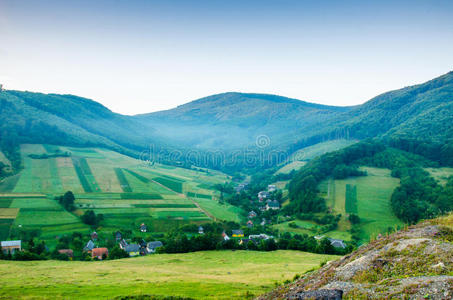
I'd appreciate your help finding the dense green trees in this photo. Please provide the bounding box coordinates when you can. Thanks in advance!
[56,191,76,211]
[81,210,104,227]
[390,168,453,223]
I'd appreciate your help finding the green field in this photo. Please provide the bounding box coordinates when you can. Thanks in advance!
[425,167,453,186]
[0,250,337,299]
[276,161,306,174]
[290,139,358,161]
[0,144,239,243]
[322,167,402,241]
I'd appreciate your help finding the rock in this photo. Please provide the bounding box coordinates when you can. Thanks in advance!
[289,289,343,300]
[394,238,429,251]
[431,262,445,269]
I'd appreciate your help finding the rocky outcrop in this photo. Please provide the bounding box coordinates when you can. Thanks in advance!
[258,216,453,299]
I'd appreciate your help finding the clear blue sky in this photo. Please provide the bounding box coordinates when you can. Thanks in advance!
[0,0,452,114]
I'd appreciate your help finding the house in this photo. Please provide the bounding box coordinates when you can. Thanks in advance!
[1,240,21,254]
[58,249,74,258]
[198,226,204,234]
[92,247,108,260]
[222,231,230,241]
[147,241,163,253]
[140,223,147,232]
[259,206,266,212]
[232,230,244,238]
[91,231,98,241]
[119,239,128,250]
[249,234,273,241]
[115,231,122,241]
[328,238,346,249]
[266,200,280,211]
[258,191,270,200]
[248,211,257,218]
[83,240,95,252]
[268,184,277,192]
[260,218,267,226]
[247,220,254,228]
[125,244,140,257]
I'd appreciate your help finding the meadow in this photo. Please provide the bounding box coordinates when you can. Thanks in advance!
[321,167,402,241]
[0,144,243,244]
[0,250,337,299]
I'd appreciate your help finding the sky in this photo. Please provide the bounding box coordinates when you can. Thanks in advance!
[0,0,452,115]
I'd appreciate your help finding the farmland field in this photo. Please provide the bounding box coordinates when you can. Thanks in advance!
[0,144,240,244]
[321,167,402,242]
[0,250,338,300]
[290,139,358,161]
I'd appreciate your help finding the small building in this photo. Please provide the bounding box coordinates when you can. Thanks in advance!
[58,249,74,258]
[266,200,280,211]
[91,231,98,241]
[247,220,254,228]
[258,191,270,200]
[268,184,277,192]
[260,218,267,226]
[248,211,257,219]
[198,226,204,234]
[232,230,244,238]
[1,240,21,254]
[140,223,147,233]
[115,231,122,241]
[147,241,163,253]
[119,239,128,250]
[83,240,95,252]
[125,244,140,257]
[249,234,272,241]
[92,247,108,260]
[328,238,346,249]
[222,231,230,241]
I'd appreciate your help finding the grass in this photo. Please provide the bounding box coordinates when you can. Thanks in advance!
[276,161,306,174]
[193,197,244,223]
[0,250,338,300]
[154,176,184,193]
[425,167,453,186]
[290,139,358,161]
[120,192,163,199]
[345,184,358,214]
[114,168,132,192]
[325,167,402,242]
[2,144,239,241]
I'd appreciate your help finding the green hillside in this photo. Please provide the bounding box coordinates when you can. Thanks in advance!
[0,144,243,244]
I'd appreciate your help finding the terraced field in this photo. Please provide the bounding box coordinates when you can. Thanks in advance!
[0,144,244,243]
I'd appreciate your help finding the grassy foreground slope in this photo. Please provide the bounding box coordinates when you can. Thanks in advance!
[0,250,337,300]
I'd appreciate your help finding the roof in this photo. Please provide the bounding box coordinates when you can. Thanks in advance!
[58,249,74,256]
[328,238,346,248]
[84,240,95,250]
[1,240,21,247]
[125,244,140,252]
[92,248,108,257]
[147,241,163,249]
[232,230,244,235]
[198,226,204,230]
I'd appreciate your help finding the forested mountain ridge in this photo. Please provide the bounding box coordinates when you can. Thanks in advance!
[1,71,453,171]
[136,92,352,149]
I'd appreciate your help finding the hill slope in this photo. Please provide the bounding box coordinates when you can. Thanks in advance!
[136,92,351,149]
[259,215,453,299]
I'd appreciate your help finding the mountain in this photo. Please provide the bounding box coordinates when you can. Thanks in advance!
[1,71,453,170]
[336,71,453,141]
[0,91,158,157]
[259,214,453,299]
[136,92,351,149]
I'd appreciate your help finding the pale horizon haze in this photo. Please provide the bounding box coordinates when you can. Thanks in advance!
[0,0,452,115]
